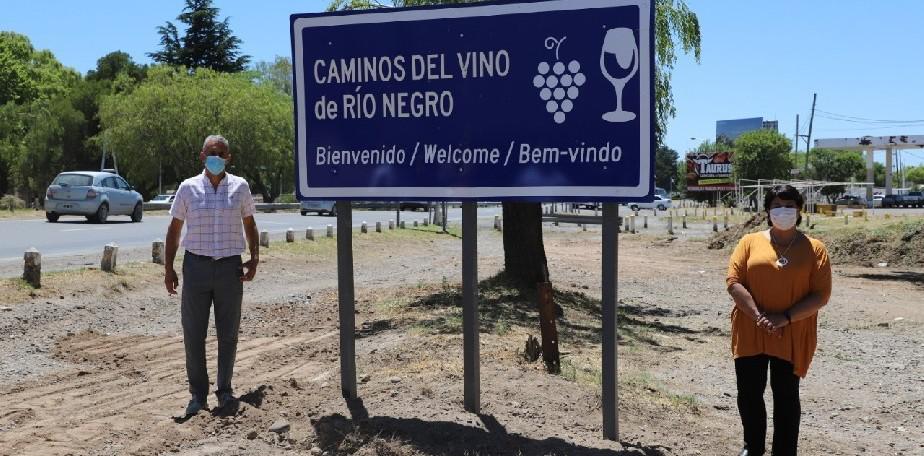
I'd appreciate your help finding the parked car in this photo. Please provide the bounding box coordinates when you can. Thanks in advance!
[149,194,175,204]
[834,195,866,206]
[44,171,144,223]
[871,195,883,208]
[399,201,431,211]
[300,200,336,216]
[628,194,672,212]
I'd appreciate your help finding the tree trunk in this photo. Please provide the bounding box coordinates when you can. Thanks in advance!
[501,202,549,288]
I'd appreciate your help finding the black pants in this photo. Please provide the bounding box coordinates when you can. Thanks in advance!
[735,355,801,456]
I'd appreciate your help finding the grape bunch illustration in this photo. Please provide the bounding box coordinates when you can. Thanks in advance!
[532,36,586,124]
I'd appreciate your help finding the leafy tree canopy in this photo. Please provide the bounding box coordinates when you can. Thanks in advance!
[733,129,792,182]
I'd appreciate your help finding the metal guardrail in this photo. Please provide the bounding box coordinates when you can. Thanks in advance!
[542,214,606,225]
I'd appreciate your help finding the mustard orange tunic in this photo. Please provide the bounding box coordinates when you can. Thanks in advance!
[726,231,832,378]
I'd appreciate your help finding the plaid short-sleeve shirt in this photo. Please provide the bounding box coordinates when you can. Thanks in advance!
[170,171,256,258]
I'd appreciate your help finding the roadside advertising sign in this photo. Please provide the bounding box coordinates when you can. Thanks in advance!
[685,151,735,191]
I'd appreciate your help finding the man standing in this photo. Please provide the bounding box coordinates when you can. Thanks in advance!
[165,135,260,416]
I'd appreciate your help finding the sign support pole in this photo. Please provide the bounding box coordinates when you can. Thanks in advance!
[336,200,357,399]
[462,201,480,413]
[601,202,620,440]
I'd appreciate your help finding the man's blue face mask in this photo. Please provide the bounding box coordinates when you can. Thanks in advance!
[205,155,226,175]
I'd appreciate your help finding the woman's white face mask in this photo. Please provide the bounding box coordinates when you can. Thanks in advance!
[769,207,798,230]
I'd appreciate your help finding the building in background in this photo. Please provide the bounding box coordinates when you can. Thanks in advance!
[716,117,778,143]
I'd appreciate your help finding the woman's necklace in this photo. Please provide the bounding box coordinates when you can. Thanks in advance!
[769,230,798,267]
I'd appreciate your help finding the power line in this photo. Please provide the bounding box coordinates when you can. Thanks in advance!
[815,109,924,124]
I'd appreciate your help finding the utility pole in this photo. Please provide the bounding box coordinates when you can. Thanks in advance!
[794,113,800,167]
[804,93,817,174]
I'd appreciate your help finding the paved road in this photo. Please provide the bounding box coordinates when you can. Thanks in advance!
[4,204,919,264]
[0,207,503,262]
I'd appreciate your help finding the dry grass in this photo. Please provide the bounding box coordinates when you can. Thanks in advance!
[0,261,162,304]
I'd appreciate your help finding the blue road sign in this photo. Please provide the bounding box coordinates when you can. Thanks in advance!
[291,0,653,202]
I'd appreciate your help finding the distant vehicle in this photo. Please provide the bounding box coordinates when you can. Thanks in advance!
[883,192,923,208]
[399,201,430,211]
[44,171,143,223]
[579,187,668,211]
[628,194,672,212]
[150,194,175,204]
[834,195,866,206]
[300,200,337,216]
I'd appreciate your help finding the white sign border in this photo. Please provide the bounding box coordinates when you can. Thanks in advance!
[292,0,652,200]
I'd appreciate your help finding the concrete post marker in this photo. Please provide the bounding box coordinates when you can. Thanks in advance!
[260,230,270,247]
[400,220,406,229]
[23,248,41,288]
[376,221,382,233]
[101,243,118,272]
[388,220,395,230]
[361,222,368,233]
[326,225,334,238]
[286,228,295,243]
[152,240,165,265]
[306,227,315,241]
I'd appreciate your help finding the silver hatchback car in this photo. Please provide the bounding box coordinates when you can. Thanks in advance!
[44,171,144,223]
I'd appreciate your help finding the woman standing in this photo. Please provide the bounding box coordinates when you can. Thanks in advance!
[726,185,832,456]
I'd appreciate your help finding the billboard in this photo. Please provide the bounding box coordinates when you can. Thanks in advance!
[686,151,734,191]
[290,0,655,202]
[716,117,763,144]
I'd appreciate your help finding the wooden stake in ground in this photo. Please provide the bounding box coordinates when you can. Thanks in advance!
[537,281,560,374]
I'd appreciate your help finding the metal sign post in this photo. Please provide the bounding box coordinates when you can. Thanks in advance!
[461,202,480,413]
[336,200,357,399]
[601,203,619,439]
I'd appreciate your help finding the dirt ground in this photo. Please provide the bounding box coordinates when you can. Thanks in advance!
[0,222,922,456]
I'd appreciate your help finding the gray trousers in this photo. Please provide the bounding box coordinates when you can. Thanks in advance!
[181,252,243,398]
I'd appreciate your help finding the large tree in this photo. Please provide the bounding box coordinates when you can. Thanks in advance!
[733,129,792,182]
[149,0,250,72]
[655,145,679,191]
[325,0,701,287]
[99,66,293,201]
[252,56,293,97]
[0,32,81,197]
[808,148,864,201]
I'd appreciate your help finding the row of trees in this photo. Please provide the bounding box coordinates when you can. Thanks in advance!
[0,0,293,202]
[670,128,923,203]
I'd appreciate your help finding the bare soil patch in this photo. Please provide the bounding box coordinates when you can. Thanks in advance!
[0,224,921,455]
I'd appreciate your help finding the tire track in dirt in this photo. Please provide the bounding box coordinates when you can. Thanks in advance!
[0,330,337,456]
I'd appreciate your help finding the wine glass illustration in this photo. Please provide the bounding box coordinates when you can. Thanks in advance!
[600,27,639,123]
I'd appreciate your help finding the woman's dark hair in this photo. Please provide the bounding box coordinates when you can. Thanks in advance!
[764,185,804,227]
